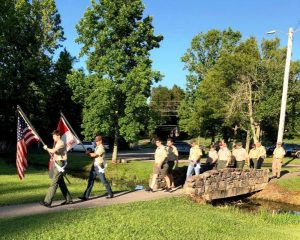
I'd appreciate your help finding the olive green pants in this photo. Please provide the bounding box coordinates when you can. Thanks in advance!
[217,160,227,170]
[236,160,245,169]
[44,161,72,205]
[250,158,258,169]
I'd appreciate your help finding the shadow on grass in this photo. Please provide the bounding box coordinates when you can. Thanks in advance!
[0,183,49,195]
[282,157,297,167]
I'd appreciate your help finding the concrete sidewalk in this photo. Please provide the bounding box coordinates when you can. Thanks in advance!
[0,188,184,219]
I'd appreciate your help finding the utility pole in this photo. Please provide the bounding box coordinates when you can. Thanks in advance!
[277,27,293,143]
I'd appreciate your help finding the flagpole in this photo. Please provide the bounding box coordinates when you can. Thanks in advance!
[17,105,46,146]
[60,112,86,152]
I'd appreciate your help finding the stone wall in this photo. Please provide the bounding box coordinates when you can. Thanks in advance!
[184,168,269,202]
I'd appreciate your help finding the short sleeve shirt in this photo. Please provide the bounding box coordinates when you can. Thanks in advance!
[273,147,285,159]
[188,145,202,162]
[233,148,248,161]
[218,147,231,161]
[249,149,259,159]
[154,145,167,165]
[94,144,106,166]
[208,149,218,161]
[166,145,179,162]
[52,139,67,161]
[256,146,266,158]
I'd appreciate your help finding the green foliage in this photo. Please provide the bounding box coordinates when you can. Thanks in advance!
[0,0,78,149]
[148,85,185,134]
[68,0,163,149]
[1,197,300,239]
[179,28,300,143]
[178,28,242,138]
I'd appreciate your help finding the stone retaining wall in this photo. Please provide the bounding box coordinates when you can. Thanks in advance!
[184,168,269,202]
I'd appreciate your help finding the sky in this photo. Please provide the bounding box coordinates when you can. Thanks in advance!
[55,0,300,89]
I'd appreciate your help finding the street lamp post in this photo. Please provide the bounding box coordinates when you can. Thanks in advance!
[267,27,294,143]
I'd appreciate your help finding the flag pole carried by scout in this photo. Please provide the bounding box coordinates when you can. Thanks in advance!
[17,105,46,146]
[60,111,86,152]
[16,105,44,179]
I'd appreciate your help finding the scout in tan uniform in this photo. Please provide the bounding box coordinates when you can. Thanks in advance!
[164,138,179,190]
[205,144,218,171]
[232,142,248,169]
[186,139,202,180]
[79,135,113,200]
[248,144,259,168]
[40,130,72,208]
[147,137,167,192]
[272,142,285,179]
[217,142,231,170]
[256,142,266,169]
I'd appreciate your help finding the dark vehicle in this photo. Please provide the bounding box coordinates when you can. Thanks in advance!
[267,143,300,157]
[173,142,191,155]
[291,146,300,158]
[266,145,276,156]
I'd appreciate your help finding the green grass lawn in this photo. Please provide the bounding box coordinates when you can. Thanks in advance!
[0,197,300,240]
[263,157,300,165]
[276,177,300,191]
[0,161,126,206]
[1,151,300,206]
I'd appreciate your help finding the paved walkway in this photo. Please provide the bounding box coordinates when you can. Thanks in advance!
[0,188,184,219]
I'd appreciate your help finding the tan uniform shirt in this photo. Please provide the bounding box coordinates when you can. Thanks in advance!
[218,147,231,162]
[94,144,106,166]
[273,147,285,159]
[256,146,266,159]
[233,147,248,161]
[52,139,67,161]
[166,145,179,162]
[188,145,202,162]
[154,145,167,165]
[208,150,218,162]
[249,149,259,159]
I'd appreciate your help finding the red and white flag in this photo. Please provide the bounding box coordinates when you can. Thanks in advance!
[16,112,39,179]
[57,117,80,151]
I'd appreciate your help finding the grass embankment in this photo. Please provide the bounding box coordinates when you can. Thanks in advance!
[1,197,300,240]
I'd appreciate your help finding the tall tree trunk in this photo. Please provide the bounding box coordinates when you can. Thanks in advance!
[245,129,251,152]
[247,80,259,144]
[111,131,118,163]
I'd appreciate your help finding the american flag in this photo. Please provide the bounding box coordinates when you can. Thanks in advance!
[16,113,39,179]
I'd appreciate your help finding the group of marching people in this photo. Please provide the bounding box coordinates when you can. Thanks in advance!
[147,138,286,192]
[39,130,113,208]
[39,130,286,206]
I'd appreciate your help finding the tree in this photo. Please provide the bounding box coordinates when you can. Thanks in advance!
[148,85,185,135]
[46,49,82,135]
[180,28,300,147]
[178,28,242,139]
[68,0,163,162]
[0,0,69,151]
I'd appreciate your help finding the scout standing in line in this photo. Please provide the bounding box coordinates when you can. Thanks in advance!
[272,142,285,179]
[79,135,113,200]
[165,138,179,189]
[217,142,231,170]
[147,137,167,192]
[232,142,248,169]
[256,142,266,169]
[205,144,218,171]
[40,130,72,208]
[186,139,202,180]
[248,143,258,168]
